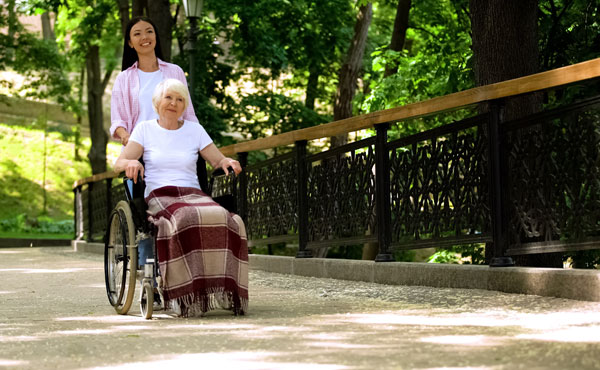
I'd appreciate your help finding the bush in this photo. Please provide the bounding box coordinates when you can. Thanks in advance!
[428,244,486,265]
[0,214,73,234]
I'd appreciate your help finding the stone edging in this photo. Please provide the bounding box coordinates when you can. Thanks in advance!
[0,238,72,248]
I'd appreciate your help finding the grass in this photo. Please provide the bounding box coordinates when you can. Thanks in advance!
[0,120,121,222]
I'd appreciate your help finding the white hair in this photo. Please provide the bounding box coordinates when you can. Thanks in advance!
[152,78,190,113]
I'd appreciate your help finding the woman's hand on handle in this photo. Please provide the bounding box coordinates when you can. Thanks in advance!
[125,160,144,183]
[200,143,243,176]
[219,157,242,176]
[114,141,144,182]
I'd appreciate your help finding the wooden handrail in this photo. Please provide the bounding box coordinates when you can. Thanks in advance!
[73,57,600,188]
[73,170,120,188]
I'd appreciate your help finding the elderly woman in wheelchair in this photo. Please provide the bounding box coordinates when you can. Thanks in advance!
[106,78,248,319]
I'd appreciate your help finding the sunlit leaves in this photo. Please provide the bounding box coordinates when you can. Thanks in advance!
[0,3,71,103]
[361,0,473,119]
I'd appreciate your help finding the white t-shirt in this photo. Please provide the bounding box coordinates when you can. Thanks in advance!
[136,70,163,125]
[129,119,213,197]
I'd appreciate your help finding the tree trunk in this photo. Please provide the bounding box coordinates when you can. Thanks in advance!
[470,0,541,121]
[384,0,411,77]
[305,63,319,110]
[132,0,147,18]
[331,2,373,148]
[319,3,372,259]
[86,45,108,174]
[116,0,129,37]
[7,0,16,61]
[471,0,560,268]
[41,12,56,41]
[148,0,174,62]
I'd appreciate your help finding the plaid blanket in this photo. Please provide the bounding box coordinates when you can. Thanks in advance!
[146,186,248,316]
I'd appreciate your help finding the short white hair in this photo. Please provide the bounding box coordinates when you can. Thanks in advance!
[152,78,190,113]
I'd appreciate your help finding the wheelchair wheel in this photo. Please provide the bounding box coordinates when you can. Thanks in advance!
[140,280,153,320]
[104,200,138,315]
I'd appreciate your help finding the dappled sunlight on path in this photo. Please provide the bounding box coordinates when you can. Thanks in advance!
[1,247,600,369]
[88,352,350,370]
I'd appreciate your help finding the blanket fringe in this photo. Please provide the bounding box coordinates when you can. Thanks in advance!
[165,288,248,317]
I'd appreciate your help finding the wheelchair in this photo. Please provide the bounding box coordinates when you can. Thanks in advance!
[103,158,236,319]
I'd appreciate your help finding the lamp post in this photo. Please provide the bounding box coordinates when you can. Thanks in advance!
[183,0,204,96]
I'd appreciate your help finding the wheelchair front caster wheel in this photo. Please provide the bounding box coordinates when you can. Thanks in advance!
[140,281,154,320]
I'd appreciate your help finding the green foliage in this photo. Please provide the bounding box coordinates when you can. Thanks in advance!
[0,213,73,235]
[206,0,355,140]
[566,250,600,269]
[0,122,121,220]
[0,3,72,105]
[539,0,600,69]
[428,244,485,265]
[359,0,473,133]
[237,92,328,139]
[538,0,600,105]
[210,0,354,77]
[172,18,235,144]
[394,248,416,262]
[54,0,121,67]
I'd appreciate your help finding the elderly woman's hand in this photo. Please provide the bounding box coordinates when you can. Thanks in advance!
[125,160,144,183]
[219,157,242,176]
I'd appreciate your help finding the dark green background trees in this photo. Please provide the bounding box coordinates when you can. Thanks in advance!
[3,0,598,158]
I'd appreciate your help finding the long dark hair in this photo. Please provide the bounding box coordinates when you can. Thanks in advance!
[121,16,164,71]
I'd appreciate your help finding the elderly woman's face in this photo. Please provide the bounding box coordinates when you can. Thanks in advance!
[157,90,186,119]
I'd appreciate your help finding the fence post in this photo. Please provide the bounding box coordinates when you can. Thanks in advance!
[73,186,83,240]
[106,178,112,240]
[86,182,93,242]
[238,152,248,223]
[295,140,312,258]
[375,123,394,262]
[488,100,515,267]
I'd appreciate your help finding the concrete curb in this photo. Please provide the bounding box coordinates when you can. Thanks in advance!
[0,238,72,248]
[72,240,600,302]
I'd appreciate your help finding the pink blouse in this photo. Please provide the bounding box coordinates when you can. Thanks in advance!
[109,58,198,140]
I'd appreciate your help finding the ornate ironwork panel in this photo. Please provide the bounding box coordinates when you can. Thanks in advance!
[88,181,108,242]
[110,179,127,209]
[389,118,491,247]
[81,185,90,240]
[245,153,297,240]
[505,99,600,247]
[307,139,377,242]
[211,173,236,199]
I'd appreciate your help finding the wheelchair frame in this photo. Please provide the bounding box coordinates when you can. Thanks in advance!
[103,158,236,319]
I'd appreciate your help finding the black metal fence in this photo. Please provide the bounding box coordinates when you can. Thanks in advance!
[73,93,600,265]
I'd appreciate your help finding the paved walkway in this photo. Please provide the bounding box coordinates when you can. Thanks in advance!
[2,247,600,369]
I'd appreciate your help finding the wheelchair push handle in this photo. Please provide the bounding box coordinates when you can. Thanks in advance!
[212,166,237,178]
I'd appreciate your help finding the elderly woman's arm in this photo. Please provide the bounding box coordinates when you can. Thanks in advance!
[114,141,145,183]
[200,143,242,175]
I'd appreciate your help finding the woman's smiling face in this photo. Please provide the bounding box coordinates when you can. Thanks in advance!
[128,21,156,55]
